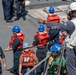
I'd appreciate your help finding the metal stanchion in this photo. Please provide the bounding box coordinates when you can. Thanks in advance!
[56,42,66,75]
[44,51,51,75]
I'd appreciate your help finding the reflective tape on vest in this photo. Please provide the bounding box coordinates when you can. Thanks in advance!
[24,57,30,63]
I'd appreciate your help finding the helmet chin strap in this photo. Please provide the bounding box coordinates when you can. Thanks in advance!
[39,31,46,34]
[16,33,22,36]
[39,32,43,34]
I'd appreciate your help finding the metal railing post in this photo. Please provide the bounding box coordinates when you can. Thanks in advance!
[56,42,66,75]
[44,51,51,75]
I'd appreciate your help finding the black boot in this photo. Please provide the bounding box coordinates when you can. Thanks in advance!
[7,68,16,74]
[14,14,21,21]
[22,16,26,21]
[14,17,20,21]
[6,20,13,22]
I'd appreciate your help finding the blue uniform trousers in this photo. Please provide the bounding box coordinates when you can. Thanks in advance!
[16,1,27,16]
[13,50,22,74]
[36,46,48,74]
[66,48,76,75]
[2,0,13,20]
[10,0,14,16]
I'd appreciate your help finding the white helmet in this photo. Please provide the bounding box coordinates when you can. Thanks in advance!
[68,2,76,11]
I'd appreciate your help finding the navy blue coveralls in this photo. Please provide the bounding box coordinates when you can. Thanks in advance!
[32,36,48,75]
[2,0,13,20]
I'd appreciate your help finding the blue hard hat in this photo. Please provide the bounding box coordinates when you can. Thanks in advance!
[38,24,45,32]
[23,42,29,49]
[49,6,55,13]
[50,43,62,53]
[12,26,20,32]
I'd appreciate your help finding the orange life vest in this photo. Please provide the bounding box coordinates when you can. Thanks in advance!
[59,33,66,45]
[47,13,60,23]
[21,50,35,67]
[9,32,25,48]
[34,31,49,47]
